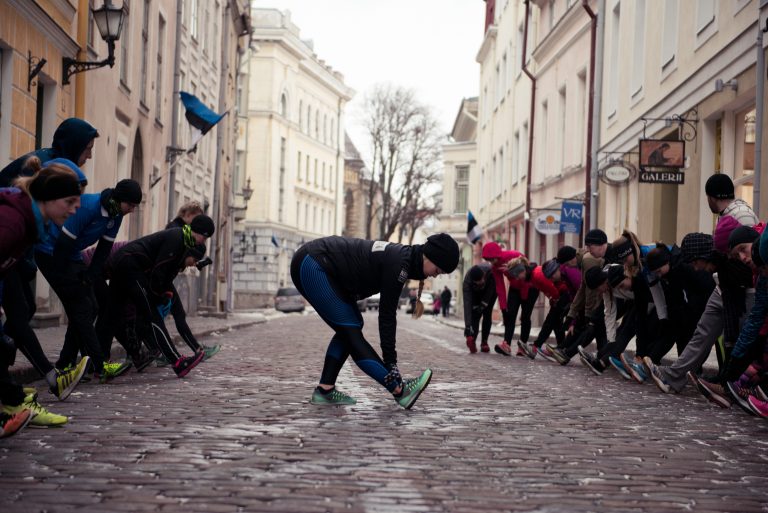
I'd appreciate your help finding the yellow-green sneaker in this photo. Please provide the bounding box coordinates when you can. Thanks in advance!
[50,356,90,401]
[310,387,357,405]
[3,393,67,427]
[395,368,433,409]
[102,361,132,381]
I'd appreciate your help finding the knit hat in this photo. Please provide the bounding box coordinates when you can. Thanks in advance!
[112,179,143,204]
[646,246,671,272]
[507,263,526,278]
[606,264,626,288]
[585,266,608,289]
[705,173,735,200]
[728,225,759,249]
[46,158,88,187]
[680,232,714,262]
[584,229,608,246]
[481,241,503,260]
[713,215,741,254]
[29,168,82,201]
[468,266,485,281]
[613,238,633,261]
[423,233,460,273]
[542,259,560,279]
[190,214,215,237]
[556,245,577,264]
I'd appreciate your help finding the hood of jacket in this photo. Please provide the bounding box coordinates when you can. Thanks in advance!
[51,118,99,163]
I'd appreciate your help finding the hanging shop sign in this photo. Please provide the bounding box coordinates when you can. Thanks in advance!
[639,139,685,168]
[638,169,685,184]
[534,212,561,235]
[599,161,634,186]
[559,202,583,234]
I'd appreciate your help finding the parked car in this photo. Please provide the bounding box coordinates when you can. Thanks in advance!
[366,293,380,310]
[274,287,305,313]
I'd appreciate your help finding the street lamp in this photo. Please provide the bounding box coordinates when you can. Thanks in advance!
[242,177,254,203]
[62,1,126,85]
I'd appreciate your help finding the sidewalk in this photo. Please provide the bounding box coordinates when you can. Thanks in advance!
[432,313,720,369]
[8,310,277,384]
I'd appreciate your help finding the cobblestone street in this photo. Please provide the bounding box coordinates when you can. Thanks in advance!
[2,312,768,512]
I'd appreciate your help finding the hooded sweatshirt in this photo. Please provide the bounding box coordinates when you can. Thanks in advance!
[0,118,98,187]
[481,242,524,310]
[0,189,38,278]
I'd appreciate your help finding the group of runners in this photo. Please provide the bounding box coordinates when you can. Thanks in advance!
[0,118,221,438]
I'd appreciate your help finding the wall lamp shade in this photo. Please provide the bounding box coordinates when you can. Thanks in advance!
[62,2,126,85]
[242,177,254,202]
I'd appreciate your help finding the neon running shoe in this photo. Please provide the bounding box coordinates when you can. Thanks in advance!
[620,353,647,383]
[4,393,67,427]
[310,387,357,405]
[608,356,631,380]
[395,368,432,409]
[103,361,133,380]
[50,356,90,400]
[0,409,34,438]
[538,344,558,363]
[201,344,222,361]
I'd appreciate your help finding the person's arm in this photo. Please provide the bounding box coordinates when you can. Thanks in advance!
[603,291,618,342]
[377,251,406,367]
[148,235,184,299]
[730,276,768,359]
[170,284,201,351]
[462,275,474,329]
[531,267,559,300]
[492,267,508,310]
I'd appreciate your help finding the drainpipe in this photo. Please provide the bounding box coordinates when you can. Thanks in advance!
[582,0,596,241]
[589,0,606,230]
[522,0,536,257]
[753,12,767,215]
[168,0,184,220]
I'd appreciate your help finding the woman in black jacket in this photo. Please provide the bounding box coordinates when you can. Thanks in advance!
[290,234,459,409]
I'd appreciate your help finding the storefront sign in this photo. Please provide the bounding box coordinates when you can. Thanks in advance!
[560,202,583,234]
[599,161,634,185]
[534,213,561,235]
[639,139,685,168]
[638,170,685,184]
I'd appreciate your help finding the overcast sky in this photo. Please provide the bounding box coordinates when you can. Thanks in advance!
[254,0,485,158]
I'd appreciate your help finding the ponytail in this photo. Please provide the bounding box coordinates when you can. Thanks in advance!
[411,280,425,319]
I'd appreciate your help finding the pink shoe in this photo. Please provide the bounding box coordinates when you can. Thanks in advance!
[747,395,768,418]
[173,352,205,378]
[494,341,512,356]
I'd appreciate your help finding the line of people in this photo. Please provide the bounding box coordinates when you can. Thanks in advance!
[0,118,221,439]
[461,173,768,419]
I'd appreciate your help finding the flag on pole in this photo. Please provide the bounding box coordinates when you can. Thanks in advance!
[179,91,228,152]
[467,211,483,244]
[271,234,280,248]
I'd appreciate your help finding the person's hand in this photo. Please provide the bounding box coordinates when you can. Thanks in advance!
[464,326,475,337]
[566,318,575,336]
[157,292,173,318]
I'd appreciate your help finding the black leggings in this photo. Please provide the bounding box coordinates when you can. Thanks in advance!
[503,287,539,343]
[469,302,494,344]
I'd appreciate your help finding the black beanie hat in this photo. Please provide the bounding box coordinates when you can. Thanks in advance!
[112,179,143,204]
[585,266,608,289]
[190,214,215,237]
[29,169,82,201]
[556,245,577,264]
[728,225,759,249]
[705,174,735,200]
[585,229,608,245]
[646,246,671,272]
[606,264,626,288]
[423,233,460,274]
[468,266,485,281]
[542,259,560,279]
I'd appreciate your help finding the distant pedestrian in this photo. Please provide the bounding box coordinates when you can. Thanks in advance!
[440,286,452,317]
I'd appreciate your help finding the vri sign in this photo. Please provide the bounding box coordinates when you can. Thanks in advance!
[560,201,583,234]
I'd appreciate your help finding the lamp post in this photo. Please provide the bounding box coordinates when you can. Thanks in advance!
[62,1,126,85]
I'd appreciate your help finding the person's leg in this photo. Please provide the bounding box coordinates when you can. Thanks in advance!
[519,288,539,344]
[480,304,493,345]
[504,289,522,342]
[170,295,202,353]
[532,296,568,348]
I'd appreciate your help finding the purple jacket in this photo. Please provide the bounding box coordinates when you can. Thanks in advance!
[0,189,36,279]
[559,264,581,300]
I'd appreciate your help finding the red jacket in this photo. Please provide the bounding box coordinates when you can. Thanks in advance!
[0,189,37,279]
[482,242,523,310]
[530,265,560,301]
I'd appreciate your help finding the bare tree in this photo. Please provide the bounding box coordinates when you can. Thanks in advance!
[361,83,444,240]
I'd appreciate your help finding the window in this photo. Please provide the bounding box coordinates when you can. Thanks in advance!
[330,165,335,191]
[512,131,520,184]
[323,114,328,143]
[297,151,302,181]
[576,71,587,163]
[631,0,645,97]
[501,53,508,97]
[495,64,501,106]
[120,3,131,87]
[330,119,335,145]
[521,122,529,178]
[155,14,165,122]
[306,104,311,133]
[87,0,95,47]
[322,162,326,189]
[315,109,319,137]
[296,202,301,226]
[661,0,678,69]
[140,0,149,105]
[455,165,469,213]
[190,0,199,39]
[734,107,756,202]
[314,158,318,185]
[607,1,621,117]
[696,0,715,34]
[548,0,555,30]
[305,155,310,181]
[480,167,486,204]
[299,100,303,130]
[539,100,548,177]
[515,23,524,76]
[212,2,219,59]
[497,147,504,193]
[280,93,287,118]
[558,87,567,172]
[279,138,286,223]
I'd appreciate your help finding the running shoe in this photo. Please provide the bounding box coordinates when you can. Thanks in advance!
[494,341,512,356]
[747,395,768,418]
[202,344,222,361]
[173,352,205,378]
[22,387,36,396]
[726,381,757,416]
[155,354,170,367]
[545,344,569,365]
[538,344,559,363]
[466,336,477,354]
[754,385,768,402]
[643,357,671,393]
[395,368,433,409]
[132,348,156,373]
[517,341,537,360]
[3,393,67,427]
[0,409,34,438]
[480,342,490,353]
[310,387,357,405]
[608,356,632,380]
[578,347,605,375]
[689,373,731,408]
[620,353,647,383]
[50,356,90,401]
[103,361,133,380]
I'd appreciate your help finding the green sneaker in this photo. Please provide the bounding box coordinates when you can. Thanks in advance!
[102,361,133,381]
[155,355,170,367]
[50,356,90,400]
[395,368,433,409]
[4,393,67,427]
[310,387,357,405]
[201,344,221,361]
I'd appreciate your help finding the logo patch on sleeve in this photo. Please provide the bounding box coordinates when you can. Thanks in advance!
[398,268,408,283]
[372,241,389,252]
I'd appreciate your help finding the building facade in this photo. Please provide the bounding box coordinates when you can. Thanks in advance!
[234,8,353,308]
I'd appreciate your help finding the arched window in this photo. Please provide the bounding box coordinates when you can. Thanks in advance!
[323,114,328,143]
[299,100,303,130]
[315,108,320,138]
[280,93,288,118]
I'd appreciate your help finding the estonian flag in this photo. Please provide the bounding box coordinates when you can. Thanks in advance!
[180,91,228,152]
[467,211,483,244]
[271,235,280,248]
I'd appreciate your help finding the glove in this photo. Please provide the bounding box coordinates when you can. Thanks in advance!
[195,256,213,270]
[157,292,173,318]
[464,326,476,337]
[384,363,403,392]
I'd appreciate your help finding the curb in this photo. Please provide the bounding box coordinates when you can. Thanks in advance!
[10,318,266,385]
